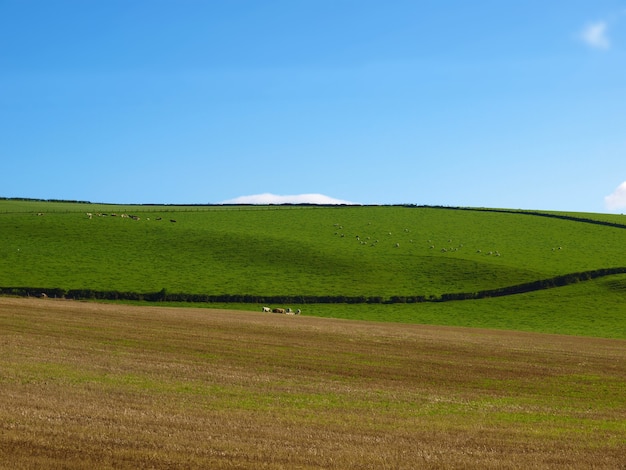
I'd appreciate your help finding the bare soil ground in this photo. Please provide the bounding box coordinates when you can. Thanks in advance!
[1,297,624,469]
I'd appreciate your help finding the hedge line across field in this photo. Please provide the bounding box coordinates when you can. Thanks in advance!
[3,267,625,305]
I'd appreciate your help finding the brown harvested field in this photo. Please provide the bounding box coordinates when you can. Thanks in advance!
[0,297,624,469]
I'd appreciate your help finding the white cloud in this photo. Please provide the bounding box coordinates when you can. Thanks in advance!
[581,21,611,49]
[220,193,357,205]
[604,182,626,210]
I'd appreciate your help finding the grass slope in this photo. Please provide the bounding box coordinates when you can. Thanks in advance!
[134,272,626,339]
[1,200,625,337]
[1,298,625,469]
[294,273,626,339]
[2,201,625,296]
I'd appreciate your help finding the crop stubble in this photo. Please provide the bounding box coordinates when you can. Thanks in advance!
[0,297,624,469]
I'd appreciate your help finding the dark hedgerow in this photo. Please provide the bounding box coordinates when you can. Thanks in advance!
[2,267,626,304]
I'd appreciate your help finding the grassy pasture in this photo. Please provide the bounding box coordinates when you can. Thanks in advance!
[1,297,624,469]
[286,273,626,339]
[120,271,626,339]
[2,199,626,339]
[2,201,625,300]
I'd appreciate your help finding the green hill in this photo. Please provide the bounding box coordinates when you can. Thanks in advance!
[2,199,625,337]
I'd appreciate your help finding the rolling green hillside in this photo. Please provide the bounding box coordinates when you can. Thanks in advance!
[2,199,625,297]
[1,199,625,337]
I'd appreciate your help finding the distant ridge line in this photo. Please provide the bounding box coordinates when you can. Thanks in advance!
[3,198,626,229]
[415,205,626,230]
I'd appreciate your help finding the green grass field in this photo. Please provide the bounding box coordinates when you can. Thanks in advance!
[1,199,625,338]
[123,272,626,339]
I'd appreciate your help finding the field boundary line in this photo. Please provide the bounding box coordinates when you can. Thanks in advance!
[2,267,625,304]
[415,205,626,230]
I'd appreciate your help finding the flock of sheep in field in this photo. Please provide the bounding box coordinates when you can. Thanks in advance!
[261,306,301,315]
[331,222,506,257]
[85,212,177,223]
[331,222,568,258]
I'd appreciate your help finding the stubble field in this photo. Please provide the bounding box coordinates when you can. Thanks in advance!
[1,297,624,469]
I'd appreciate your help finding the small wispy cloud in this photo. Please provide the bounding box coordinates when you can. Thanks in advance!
[604,182,626,211]
[221,193,357,205]
[580,21,611,49]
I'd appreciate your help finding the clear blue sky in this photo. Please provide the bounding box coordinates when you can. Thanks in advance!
[2,1,626,212]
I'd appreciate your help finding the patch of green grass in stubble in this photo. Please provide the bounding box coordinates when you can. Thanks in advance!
[2,337,382,421]
[463,375,626,446]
